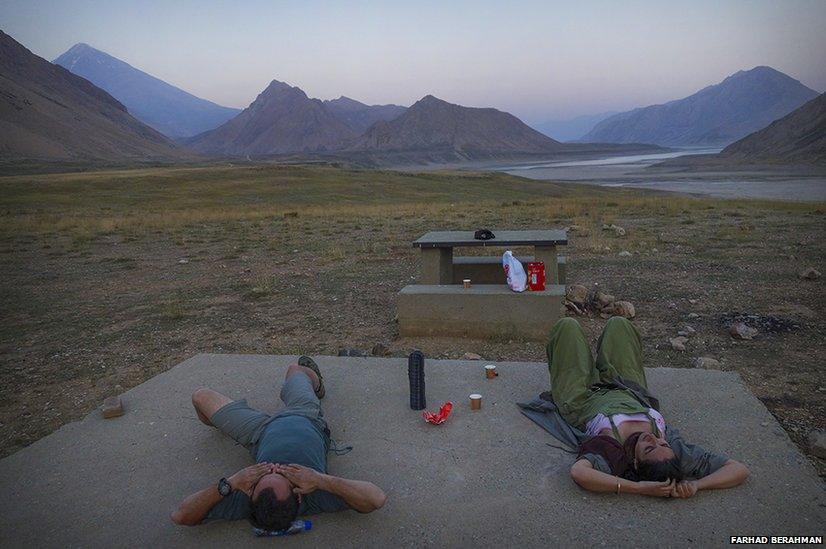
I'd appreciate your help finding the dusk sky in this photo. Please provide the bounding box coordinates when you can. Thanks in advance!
[2,0,825,123]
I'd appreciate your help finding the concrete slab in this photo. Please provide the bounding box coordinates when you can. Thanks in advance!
[1,355,824,548]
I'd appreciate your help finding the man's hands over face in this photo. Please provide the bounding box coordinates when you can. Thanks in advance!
[670,480,698,498]
[228,462,274,496]
[275,463,324,495]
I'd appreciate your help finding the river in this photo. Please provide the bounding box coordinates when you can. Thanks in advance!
[494,149,826,202]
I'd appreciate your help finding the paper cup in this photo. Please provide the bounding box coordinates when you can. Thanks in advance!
[469,393,482,410]
[485,364,498,379]
[463,279,472,289]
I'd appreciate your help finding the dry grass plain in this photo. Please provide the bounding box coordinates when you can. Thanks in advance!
[1,164,823,475]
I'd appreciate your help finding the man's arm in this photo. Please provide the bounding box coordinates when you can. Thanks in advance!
[673,459,749,498]
[570,459,675,497]
[171,463,273,526]
[277,464,387,513]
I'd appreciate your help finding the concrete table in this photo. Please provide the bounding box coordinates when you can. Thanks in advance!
[413,230,568,285]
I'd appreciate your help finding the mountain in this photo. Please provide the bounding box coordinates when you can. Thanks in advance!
[323,96,406,133]
[533,111,618,142]
[581,66,819,147]
[719,92,825,164]
[54,43,240,138]
[657,93,826,169]
[0,30,183,162]
[187,80,357,156]
[350,95,565,161]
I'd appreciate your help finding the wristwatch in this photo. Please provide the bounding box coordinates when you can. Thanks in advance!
[217,477,232,497]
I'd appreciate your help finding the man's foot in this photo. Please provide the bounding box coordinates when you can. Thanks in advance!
[298,355,325,399]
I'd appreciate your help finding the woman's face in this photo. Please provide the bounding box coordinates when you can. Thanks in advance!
[635,431,676,463]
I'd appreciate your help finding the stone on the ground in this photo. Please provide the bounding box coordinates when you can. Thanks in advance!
[687,312,700,319]
[461,352,482,361]
[101,396,124,419]
[808,430,826,459]
[618,251,632,257]
[683,325,696,336]
[596,292,615,307]
[601,223,626,236]
[177,258,189,264]
[669,336,688,352]
[613,300,635,319]
[338,348,367,357]
[799,267,821,280]
[566,284,589,305]
[693,357,723,370]
[667,302,677,310]
[730,322,758,340]
[371,343,391,357]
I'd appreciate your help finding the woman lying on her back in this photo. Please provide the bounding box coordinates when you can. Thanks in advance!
[546,317,749,498]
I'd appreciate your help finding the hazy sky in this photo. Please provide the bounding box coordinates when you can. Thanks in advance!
[2,0,825,123]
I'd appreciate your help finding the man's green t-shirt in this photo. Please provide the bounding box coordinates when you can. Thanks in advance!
[207,415,348,520]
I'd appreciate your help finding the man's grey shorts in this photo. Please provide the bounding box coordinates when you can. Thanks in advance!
[211,372,328,455]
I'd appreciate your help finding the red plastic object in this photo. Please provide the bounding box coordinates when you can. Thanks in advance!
[526,261,546,291]
[422,402,453,425]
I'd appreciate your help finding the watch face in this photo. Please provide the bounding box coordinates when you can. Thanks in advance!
[218,478,232,496]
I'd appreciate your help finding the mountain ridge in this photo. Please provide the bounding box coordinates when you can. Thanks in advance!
[351,94,564,160]
[186,79,357,156]
[0,31,184,162]
[54,43,240,138]
[581,66,819,147]
[323,96,406,133]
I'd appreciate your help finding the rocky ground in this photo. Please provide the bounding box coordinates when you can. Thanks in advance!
[1,165,823,477]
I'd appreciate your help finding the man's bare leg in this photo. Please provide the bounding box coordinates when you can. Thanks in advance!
[191,388,232,426]
[286,363,320,392]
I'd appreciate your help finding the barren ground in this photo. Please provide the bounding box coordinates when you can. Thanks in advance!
[0,164,823,476]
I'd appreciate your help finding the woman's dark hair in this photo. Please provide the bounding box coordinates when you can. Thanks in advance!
[635,456,685,482]
[249,488,299,532]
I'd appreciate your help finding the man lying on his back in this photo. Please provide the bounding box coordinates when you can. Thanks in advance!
[171,357,386,531]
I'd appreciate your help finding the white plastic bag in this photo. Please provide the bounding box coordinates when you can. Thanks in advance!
[502,250,527,292]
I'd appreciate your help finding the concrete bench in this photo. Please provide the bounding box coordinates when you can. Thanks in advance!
[398,284,565,341]
[451,255,567,285]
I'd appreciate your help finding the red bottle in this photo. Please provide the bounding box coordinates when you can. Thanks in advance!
[526,261,546,291]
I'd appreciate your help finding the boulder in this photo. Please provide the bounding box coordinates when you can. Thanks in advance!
[618,251,632,257]
[613,301,635,319]
[462,352,482,361]
[687,312,700,320]
[669,336,688,352]
[799,267,821,280]
[566,284,589,306]
[729,322,758,340]
[693,357,722,370]
[808,430,826,459]
[596,292,615,308]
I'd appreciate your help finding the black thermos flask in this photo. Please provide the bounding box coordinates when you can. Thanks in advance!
[408,350,426,410]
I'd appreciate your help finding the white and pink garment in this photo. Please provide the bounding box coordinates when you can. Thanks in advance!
[585,408,667,438]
